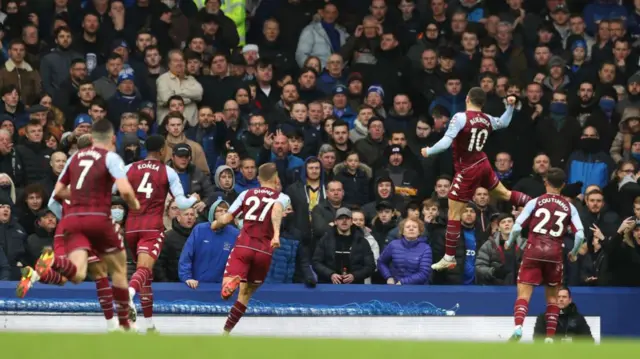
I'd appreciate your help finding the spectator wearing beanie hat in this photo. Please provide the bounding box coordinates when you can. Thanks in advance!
[543,56,571,92]
[378,144,420,203]
[567,39,592,86]
[107,69,142,129]
[365,85,386,118]
[332,84,357,128]
[617,72,640,114]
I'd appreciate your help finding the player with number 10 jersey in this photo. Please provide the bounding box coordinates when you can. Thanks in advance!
[123,135,197,332]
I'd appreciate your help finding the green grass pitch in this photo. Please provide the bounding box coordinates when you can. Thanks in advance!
[0,333,637,359]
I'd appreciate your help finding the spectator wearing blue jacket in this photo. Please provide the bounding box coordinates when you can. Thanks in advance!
[107,69,142,129]
[332,85,357,129]
[235,157,260,193]
[186,106,227,171]
[115,113,147,159]
[377,218,432,285]
[179,198,239,287]
[428,75,466,116]
[566,125,615,192]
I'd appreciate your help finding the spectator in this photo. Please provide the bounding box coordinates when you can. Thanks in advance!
[286,157,326,247]
[17,183,46,236]
[0,40,42,106]
[604,217,640,287]
[513,153,550,199]
[235,157,259,193]
[0,129,25,188]
[0,244,9,280]
[167,143,214,216]
[40,26,83,96]
[351,207,380,278]
[186,106,226,171]
[334,152,372,207]
[370,200,400,252]
[107,70,143,129]
[163,198,180,231]
[476,213,523,285]
[24,209,56,267]
[41,151,67,196]
[317,54,348,96]
[1,85,28,129]
[610,107,640,163]
[312,207,375,284]
[163,112,210,176]
[567,126,615,192]
[533,287,594,342]
[349,106,374,143]
[581,189,620,248]
[93,54,125,102]
[212,165,239,204]
[156,50,203,127]
[15,120,54,185]
[295,2,349,68]
[378,218,432,285]
[154,208,197,282]
[179,199,238,287]
[0,194,26,280]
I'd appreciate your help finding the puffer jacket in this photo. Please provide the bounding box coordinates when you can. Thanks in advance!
[154,219,194,282]
[475,232,524,285]
[266,237,300,284]
[333,162,372,206]
[377,237,432,285]
[295,21,349,68]
[609,107,640,163]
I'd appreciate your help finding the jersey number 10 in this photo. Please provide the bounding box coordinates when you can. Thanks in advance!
[468,128,488,152]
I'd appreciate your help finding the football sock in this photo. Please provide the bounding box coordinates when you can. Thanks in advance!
[113,286,131,329]
[141,276,154,319]
[545,303,560,338]
[129,267,152,294]
[39,270,65,285]
[444,219,461,257]
[95,277,114,320]
[52,257,77,280]
[224,301,247,333]
[514,298,529,327]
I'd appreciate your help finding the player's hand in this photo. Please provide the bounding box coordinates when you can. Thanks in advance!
[568,252,578,263]
[506,95,517,106]
[131,199,141,211]
[270,237,281,249]
[185,279,199,289]
[342,274,354,284]
[504,240,512,250]
[331,273,343,284]
[590,224,605,241]
[386,278,395,285]
[210,220,219,231]
[421,147,429,158]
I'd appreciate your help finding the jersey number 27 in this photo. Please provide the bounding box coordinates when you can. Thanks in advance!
[245,197,276,221]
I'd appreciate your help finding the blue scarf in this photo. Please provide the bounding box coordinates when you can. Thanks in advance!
[496,168,513,181]
[321,21,340,52]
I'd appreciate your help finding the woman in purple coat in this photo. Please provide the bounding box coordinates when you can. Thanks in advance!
[378,218,432,285]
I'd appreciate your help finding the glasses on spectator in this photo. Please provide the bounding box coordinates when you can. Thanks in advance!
[250,122,266,127]
[620,169,635,174]
[224,108,239,112]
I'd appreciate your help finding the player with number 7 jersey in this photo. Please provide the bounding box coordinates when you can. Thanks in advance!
[122,135,198,332]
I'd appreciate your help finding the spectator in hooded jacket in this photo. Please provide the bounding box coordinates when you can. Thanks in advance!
[107,69,143,129]
[212,165,239,205]
[377,145,420,202]
[362,175,406,222]
[567,125,615,192]
[179,199,238,287]
[475,213,524,285]
[235,157,260,193]
[378,217,432,285]
[334,152,372,206]
[154,207,197,282]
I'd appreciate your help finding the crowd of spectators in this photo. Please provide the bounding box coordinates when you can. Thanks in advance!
[1,0,640,288]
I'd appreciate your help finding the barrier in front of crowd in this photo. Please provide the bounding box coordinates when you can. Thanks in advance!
[0,283,635,341]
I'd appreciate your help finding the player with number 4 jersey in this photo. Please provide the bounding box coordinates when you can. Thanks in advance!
[211,163,287,335]
[504,168,585,343]
[123,135,198,332]
[421,88,532,272]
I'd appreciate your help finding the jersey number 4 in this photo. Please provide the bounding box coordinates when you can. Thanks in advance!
[468,128,488,152]
[245,197,276,221]
[137,173,154,199]
[532,208,568,237]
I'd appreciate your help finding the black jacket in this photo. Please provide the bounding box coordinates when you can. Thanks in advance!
[0,149,25,189]
[0,219,27,280]
[154,219,194,282]
[15,141,53,185]
[25,225,55,267]
[333,163,372,207]
[312,226,375,284]
[533,303,594,342]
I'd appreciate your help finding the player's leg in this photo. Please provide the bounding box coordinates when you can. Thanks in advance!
[129,252,157,332]
[88,260,119,331]
[35,246,88,284]
[489,182,531,208]
[102,249,132,330]
[510,283,534,341]
[543,285,560,343]
[223,282,259,335]
[221,247,250,300]
[431,199,466,271]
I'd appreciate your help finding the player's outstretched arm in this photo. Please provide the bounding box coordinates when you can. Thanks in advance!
[422,113,466,157]
[212,190,247,230]
[505,199,535,249]
[53,182,70,201]
[569,203,586,258]
[489,101,516,130]
[167,166,198,209]
[271,202,284,238]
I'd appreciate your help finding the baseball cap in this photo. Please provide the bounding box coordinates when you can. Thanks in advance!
[335,207,352,219]
[110,39,128,52]
[332,84,347,96]
[375,200,394,211]
[74,114,92,129]
[117,69,135,85]
[145,135,165,152]
[551,4,569,14]
[28,104,48,114]
[173,143,192,157]
[36,209,55,220]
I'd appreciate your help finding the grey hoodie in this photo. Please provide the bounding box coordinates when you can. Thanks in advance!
[214,165,236,191]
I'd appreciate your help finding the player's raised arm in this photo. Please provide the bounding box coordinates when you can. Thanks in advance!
[107,152,140,211]
[47,192,63,220]
[505,198,536,249]
[212,190,247,230]
[569,203,585,258]
[489,96,516,130]
[166,166,198,209]
[422,112,466,157]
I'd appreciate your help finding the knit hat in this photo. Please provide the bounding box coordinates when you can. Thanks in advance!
[74,114,92,129]
[632,134,640,146]
[622,107,640,123]
[629,72,640,86]
[117,69,135,85]
[332,84,347,96]
[548,55,565,70]
[242,44,259,54]
[571,39,587,51]
[367,85,384,98]
[110,39,128,53]
[347,72,363,84]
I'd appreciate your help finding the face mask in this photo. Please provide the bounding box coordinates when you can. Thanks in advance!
[549,102,568,116]
[599,98,615,113]
[111,208,125,222]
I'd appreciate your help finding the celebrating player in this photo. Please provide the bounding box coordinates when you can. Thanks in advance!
[16,134,120,331]
[504,168,584,342]
[123,135,199,332]
[35,120,140,331]
[211,163,287,335]
[421,88,532,271]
